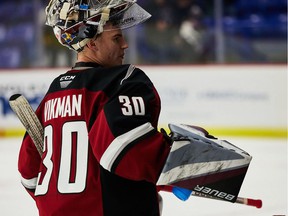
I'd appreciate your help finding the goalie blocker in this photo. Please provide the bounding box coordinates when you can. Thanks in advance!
[157,124,252,203]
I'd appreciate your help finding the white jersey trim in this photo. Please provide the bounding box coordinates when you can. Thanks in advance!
[21,176,38,190]
[120,64,135,85]
[100,122,154,171]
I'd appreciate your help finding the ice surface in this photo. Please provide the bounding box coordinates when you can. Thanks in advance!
[0,137,287,216]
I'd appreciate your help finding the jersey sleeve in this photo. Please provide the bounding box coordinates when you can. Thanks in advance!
[89,68,170,183]
[18,132,41,198]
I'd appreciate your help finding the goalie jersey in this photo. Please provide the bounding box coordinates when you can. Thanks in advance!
[18,62,170,216]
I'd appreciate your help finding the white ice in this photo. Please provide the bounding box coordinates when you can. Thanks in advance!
[0,137,287,216]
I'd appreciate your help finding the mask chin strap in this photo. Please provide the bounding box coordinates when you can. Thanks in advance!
[72,38,90,52]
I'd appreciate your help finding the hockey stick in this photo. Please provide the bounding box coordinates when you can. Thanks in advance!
[9,94,43,156]
[9,94,262,209]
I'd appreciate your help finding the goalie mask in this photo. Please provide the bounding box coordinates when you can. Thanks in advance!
[45,0,151,52]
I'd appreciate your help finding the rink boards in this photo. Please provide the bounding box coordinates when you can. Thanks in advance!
[0,65,286,138]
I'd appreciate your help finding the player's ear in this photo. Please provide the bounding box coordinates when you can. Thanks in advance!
[86,38,98,51]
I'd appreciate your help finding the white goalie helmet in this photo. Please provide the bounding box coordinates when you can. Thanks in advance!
[45,0,151,51]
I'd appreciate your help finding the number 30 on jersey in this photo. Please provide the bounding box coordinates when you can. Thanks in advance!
[119,95,145,116]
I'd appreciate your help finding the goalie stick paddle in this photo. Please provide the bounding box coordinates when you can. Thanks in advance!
[9,94,43,156]
[9,94,262,208]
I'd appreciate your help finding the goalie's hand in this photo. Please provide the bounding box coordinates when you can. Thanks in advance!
[160,127,193,147]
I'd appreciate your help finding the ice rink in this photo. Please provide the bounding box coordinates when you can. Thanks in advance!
[0,137,287,216]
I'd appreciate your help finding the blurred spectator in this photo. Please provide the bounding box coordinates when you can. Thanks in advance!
[171,0,194,26]
[178,4,267,63]
[137,0,183,64]
[137,0,215,64]
[179,5,215,63]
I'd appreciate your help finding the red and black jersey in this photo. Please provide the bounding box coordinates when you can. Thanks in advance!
[18,63,170,216]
